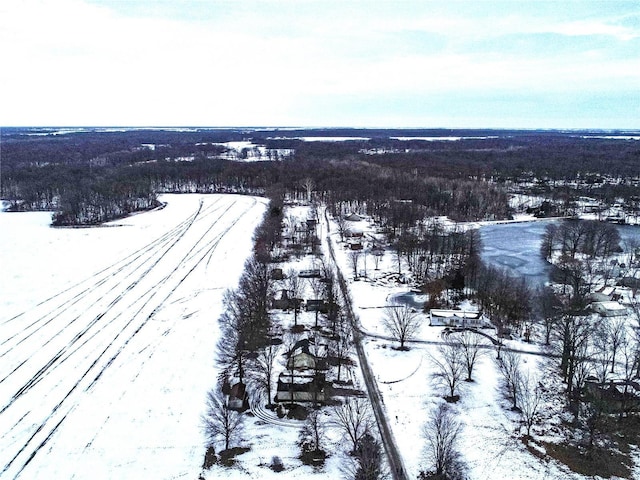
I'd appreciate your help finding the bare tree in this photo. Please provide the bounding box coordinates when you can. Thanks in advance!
[332,396,374,454]
[202,387,244,452]
[616,334,637,418]
[607,318,627,373]
[285,267,303,326]
[382,304,421,350]
[517,370,542,437]
[236,257,273,346]
[217,293,247,385]
[540,223,558,261]
[451,329,488,382]
[592,322,613,384]
[251,343,280,406]
[430,342,466,401]
[372,247,384,271]
[307,274,325,328]
[298,409,328,458]
[341,432,385,480]
[322,267,342,332]
[335,215,351,242]
[330,322,353,383]
[354,433,383,480]
[302,177,315,204]
[421,403,463,479]
[495,349,522,409]
[349,250,361,279]
[553,312,593,405]
[537,286,561,345]
[630,297,640,378]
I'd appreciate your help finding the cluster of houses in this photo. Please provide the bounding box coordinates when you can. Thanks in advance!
[588,286,629,317]
[275,338,328,403]
[221,337,329,412]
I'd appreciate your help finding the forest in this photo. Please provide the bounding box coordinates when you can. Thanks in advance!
[1,127,639,226]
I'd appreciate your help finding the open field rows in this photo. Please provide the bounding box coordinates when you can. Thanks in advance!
[0,194,266,479]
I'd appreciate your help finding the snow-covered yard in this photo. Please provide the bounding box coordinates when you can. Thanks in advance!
[0,194,267,479]
[325,210,640,480]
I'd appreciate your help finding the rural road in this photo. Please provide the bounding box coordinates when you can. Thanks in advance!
[323,209,409,480]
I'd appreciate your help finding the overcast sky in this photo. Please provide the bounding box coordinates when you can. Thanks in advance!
[1,0,639,128]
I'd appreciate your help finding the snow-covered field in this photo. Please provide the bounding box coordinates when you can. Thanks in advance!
[0,194,267,479]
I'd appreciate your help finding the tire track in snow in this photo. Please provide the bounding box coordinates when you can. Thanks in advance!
[0,197,233,376]
[0,200,205,398]
[0,198,225,412]
[75,198,260,459]
[0,196,227,350]
[0,196,259,479]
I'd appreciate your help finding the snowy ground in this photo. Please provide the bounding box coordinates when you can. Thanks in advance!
[3,196,637,480]
[325,211,639,480]
[0,194,267,479]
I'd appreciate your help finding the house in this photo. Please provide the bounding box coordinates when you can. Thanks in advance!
[429,309,488,327]
[275,371,326,403]
[590,301,627,317]
[306,299,329,313]
[299,269,322,278]
[344,213,364,222]
[286,351,328,371]
[619,276,640,289]
[272,289,301,310]
[584,379,640,412]
[286,352,317,370]
[276,336,329,404]
[589,286,622,303]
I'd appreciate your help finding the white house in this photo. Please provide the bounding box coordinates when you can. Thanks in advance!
[429,309,488,327]
[591,301,627,317]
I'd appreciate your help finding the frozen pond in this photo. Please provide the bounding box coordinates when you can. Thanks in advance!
[388,290,427,309]
[480,220,640,285]
[480,221,557,285]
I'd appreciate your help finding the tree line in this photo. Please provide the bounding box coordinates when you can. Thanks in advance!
[3,129,638,227]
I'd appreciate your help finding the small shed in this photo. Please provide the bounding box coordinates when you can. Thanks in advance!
[348,241,363,250]
[271,268,285,280]
[227,382,249,411]
[306,299,329,313]
[299,269,322,278]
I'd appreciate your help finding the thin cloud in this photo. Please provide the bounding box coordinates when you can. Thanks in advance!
[1,0,638,127]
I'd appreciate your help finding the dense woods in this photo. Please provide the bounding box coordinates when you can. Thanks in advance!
[2,128,638,226]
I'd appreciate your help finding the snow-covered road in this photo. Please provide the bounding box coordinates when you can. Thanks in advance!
[0,194,266,479]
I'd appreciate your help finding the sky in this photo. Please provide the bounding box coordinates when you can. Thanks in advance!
[1,0,639,129]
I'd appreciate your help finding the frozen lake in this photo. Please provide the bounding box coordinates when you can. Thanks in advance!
[480,221,555,285]
[480,220,640,285]
[0,194,266,479]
